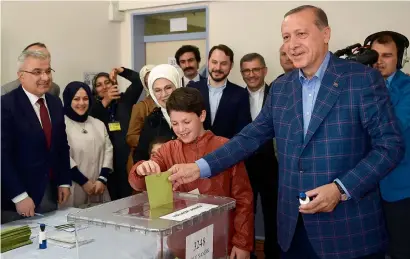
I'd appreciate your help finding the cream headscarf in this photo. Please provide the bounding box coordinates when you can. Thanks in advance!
[139,64,156,95]
[148,64,182,127]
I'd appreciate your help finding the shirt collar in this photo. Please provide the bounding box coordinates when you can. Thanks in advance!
[247,84,265,96]
[184,73,200,84]
[22,85,45,106]
[299,51,331,84]
[207,78,227,92]
[386,71,397,89]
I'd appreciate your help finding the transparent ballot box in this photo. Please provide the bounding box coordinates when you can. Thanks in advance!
[67,192,236,259]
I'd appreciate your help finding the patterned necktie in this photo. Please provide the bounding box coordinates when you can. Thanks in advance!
[37,98,52,149]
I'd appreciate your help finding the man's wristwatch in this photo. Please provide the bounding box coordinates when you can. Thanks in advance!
[333,181,348,201]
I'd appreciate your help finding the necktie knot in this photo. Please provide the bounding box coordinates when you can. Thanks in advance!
[37,97,45,106]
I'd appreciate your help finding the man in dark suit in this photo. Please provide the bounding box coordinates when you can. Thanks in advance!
[1,49,71,223]
[169,5,404,259]
[188,44,252,139]
[240,53,280,259]
[175,45,207,87]
[1,42,60,97]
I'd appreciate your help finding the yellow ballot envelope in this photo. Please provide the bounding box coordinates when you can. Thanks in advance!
[145,171,173,210]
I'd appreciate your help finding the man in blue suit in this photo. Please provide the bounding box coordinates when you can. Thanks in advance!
[369,31,410,259]
[188,44,252,139]
[1,49,71,223]
[169,5,404,259]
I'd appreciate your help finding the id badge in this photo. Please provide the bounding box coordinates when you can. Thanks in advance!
[108,122,121,132]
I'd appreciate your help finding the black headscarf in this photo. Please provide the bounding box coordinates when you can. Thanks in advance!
[63,81,93,122]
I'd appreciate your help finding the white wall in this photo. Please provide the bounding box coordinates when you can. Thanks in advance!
[120,1,410,86]
[1,1,122,95]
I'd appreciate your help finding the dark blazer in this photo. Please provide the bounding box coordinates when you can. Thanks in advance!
[202,54,404,258]
[1,86,71,211]
[189,79,252,139]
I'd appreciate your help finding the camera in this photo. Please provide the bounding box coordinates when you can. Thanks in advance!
[334,43,379,66]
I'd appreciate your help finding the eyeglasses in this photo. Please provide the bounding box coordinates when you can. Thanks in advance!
[21,68,55,77]
[240,67,265,76]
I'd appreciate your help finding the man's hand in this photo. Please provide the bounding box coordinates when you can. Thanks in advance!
[15,197,35,217]
[101,85,121,107]
[168,163,200,191]
[94,181,105,194]
[58,187,71,205]
[109,67,124,84]
[230,246,250,259]
[136,160,160,176]
[299,183,341,214]
[82,181,95,195]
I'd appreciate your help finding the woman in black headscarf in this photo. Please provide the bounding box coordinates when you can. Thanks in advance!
[63,81,113,207]
[89,68,144,200]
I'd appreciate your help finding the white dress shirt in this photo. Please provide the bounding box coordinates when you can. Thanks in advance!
[13,87,69,204]
[247,85,265,121]
[183,73,200,87]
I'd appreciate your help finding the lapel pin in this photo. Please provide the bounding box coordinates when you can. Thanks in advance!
[333,82,338,88]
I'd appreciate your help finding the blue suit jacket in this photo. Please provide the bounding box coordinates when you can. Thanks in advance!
[189,79,251,139]
[202,54,404,258]
[380,70,410,202]
[1,86,71,211]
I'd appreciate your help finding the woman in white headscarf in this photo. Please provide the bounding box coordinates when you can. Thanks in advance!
[132,64,182,163]
[126,65,156,173]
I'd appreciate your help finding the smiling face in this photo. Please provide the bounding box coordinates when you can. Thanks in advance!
[208,49,233,83]
[170,110,206,144]
[152,78,177,108]
[95,76,113,98]
[281,8,330,78]
[71,88,90,116]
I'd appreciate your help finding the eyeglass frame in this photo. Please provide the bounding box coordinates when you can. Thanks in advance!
[20,68,55,77]
[240,67,266,76]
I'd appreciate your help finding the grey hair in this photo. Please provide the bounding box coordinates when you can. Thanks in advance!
[17,50,49,72]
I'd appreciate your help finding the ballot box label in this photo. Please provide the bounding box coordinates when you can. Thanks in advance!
[186,224,213,259]
[160,203,217,222]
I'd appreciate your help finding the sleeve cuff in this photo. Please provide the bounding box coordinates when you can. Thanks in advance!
[334,178,352,200]
[99,167,111,179]
[12,192,29,203]
[71,166,88,186]
[195,159,211,178]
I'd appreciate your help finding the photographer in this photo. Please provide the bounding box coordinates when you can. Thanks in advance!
[90,69,144,200]
[368,31,410,259]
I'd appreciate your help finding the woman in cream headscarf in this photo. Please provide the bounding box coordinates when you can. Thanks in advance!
[126,65,156,173]
[132,64,182,163]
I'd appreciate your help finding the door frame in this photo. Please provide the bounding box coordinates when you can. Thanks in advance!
[131,6,209,74]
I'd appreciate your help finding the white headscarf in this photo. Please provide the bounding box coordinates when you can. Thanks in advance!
[148,64,182,127]
[139,64,156,95]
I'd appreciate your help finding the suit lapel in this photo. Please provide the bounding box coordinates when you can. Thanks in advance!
[213,81,233,125]
[302,57,344,148]
[288,73,305,145]
[16,86,48,144]
[198,81,212,129]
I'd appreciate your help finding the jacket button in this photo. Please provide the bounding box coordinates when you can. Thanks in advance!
[299,170,304,174]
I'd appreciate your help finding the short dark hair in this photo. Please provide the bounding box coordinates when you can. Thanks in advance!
[285,5,328,29]
[175,45,201,66]
[372,34,396,46]
[208,44,234,63]
[240,53,266,68]
[149,136,172,155]
[23,42,47,52]
[166,87,205,117]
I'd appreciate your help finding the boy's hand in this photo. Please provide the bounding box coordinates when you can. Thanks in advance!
[136,160,161,176]
[230,246,250,259]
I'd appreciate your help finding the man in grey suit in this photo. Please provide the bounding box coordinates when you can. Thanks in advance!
[1,42,60,97]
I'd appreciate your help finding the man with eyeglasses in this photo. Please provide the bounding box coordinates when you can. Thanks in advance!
[1,42,60,97]
[240,53,280,259]
[1,49,71,223]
